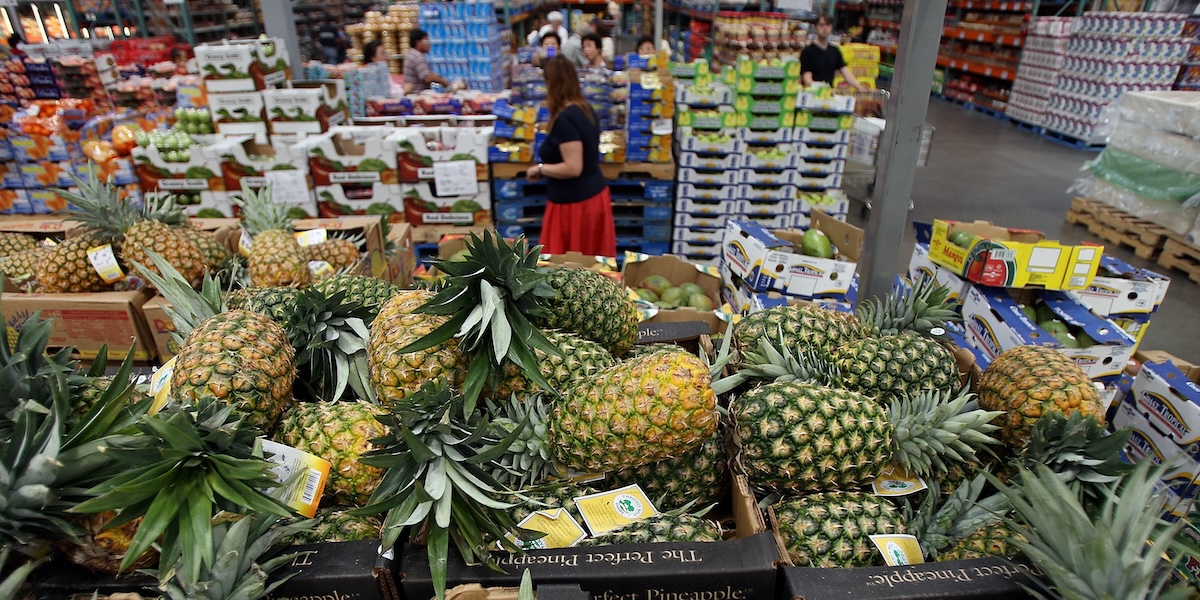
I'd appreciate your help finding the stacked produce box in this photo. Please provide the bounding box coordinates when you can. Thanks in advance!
[625,64,673,164]
[1007,17,1074,127]
[391,126,492,227]
[837,43,881,91]
[1173,17,1200,90]
[1042,12,1189,143]
[416,1,511,92]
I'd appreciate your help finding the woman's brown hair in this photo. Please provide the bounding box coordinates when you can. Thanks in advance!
[543,55,595,128]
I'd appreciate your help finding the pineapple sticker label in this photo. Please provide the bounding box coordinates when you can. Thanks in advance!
[871,465,928,497]
[294,228,328,246]
[575,484,659,536]
[87,244,125,284]
[260,439,331,518]
[238,230,254,256]
[870,534,924,566]
[148,356,175,415]
[505,509,588,550]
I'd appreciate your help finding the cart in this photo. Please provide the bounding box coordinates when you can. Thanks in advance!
[842,89,935,214]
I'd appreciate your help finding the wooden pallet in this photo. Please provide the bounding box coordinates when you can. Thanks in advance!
[1158,237,1200,285]
[1064,197,1174,260]
[493,162,676,182]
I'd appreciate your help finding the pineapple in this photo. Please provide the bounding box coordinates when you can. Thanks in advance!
[368,289,469,408]
[0,232,35,257]
[604,429,728,511]
[305,236,361,271]
[488,330,615,399]
[731,380,999,494]
[4,325,15,352]
[175,225,231,270]
[171,309,295,432]
[904,474,1014,561]
[287,508,382,545]
[56,512,158,574]
[977,345,1104,445]
[273,400,387,506]
[235,184,310,288]
[831,278,962,403]
[0,247,47,284]
[577,514,722,545]
[732,305,867,367]
[311,274,400,317]
[939,521,1024,561]
[535,267,640,357]
[60,171,205,286]
[34,232,111,293]
[772,492,907,568]
[227,286,300,324]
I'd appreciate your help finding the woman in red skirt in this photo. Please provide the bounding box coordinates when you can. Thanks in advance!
[526,55,616,258]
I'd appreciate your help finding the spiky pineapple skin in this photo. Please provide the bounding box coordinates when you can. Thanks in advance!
[490,330,615,398]
[0,247,47,283]
[4,325,15,352]
[305,238,360,270]
[175,225,230,269]
[288,508,382,545]
[252,229,310,288]
[733,381,891,494]
[368,290,468,408]
[56,512,158,574]
[605,429,728,511]
[171,309,295,433]
[733,305,867,364]
[537,267,640,357]
[577,514,722,545]
[35,234,111,293]
[121,220,206,285]
[227,286,300,324]
[939,522,1024,561]
[311,274,400,315]
[773,492,907,568]
[274,400,386,506]
[977,345,1103,445]
[550,350,719,472]
[0,232,35,257]
[833,333,959,403]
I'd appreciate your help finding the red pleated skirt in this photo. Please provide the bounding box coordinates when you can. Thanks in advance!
[540,186,617,258]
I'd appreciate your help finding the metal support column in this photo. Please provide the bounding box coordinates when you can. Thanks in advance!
[654,0,662,58]
[129,0,147,37]
[261,0,303,81]
[857,0,947,301]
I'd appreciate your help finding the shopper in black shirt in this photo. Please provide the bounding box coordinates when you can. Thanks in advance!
[317,14,343,65]
[528,55,616,257]
[801,15,864,91]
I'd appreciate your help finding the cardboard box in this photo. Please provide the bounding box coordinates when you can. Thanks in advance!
[623,252,722,310]
[294,126,400,186]
[312,184,400,220]
[203,135,311,198]
[1,290,157,361]
[1136,350,1200,383]
[927,219,1103,291]
[395,475,779,600]
[132,144,224,193]
[1112,397,1200,511]
[908,243,971,304]
[207,91,269,141]
[144,190,235,218]
[263,80,350,136]
[777,558,1043,600]
[390,127,492,183]
[1070,255,1170,317]
[401,182,492,226]
[722,211,862,299]
[195,38,290,93]
[960,286,1137,379]
[141,294,180,361]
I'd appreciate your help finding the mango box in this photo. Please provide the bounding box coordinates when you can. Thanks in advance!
[388,127,493,183]
[722,210,862,299]
[131,145,224,193]
[203,134,310,192]
[491,98,544,124]
[720,277,854,315]
[1,289,157,361]
[18,161,77,188]
[8,132,84,162]
[263,80,350,136]
[928,219,1103,291]
[194,38,290,93]
[622,252,722,311]
[400,182,491,227]
[1136,350,1200,384]
[960,285,1136,379]
[1070,255,1170,317]
[206,91,268,141]
[908,243,971,305]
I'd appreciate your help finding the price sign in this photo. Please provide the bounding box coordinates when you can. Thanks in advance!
[265,170,310,205]
[432,160,479,197]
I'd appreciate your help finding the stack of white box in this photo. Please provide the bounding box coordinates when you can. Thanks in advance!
[1043,12,1189,143]
[1007,17,1075,127]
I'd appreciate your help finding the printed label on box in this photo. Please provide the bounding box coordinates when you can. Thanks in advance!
[330,172,381,184]
[159,178,210,190]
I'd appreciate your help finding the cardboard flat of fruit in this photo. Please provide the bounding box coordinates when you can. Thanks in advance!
[623,252,722,312]
[722,210,863,300]
[1,289,157,361]
[928,219,1103,291]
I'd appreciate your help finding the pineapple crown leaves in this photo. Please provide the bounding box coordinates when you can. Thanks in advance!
[140,193,189,227]
[987,461,1195,600]
[905,474,1011,560]
[55,163,141,239]
[288,287,375,403]
[856,276,961,337]
[153,511,316,600]
[234,182,295,237]
[134,248,227,339]
[353,380,536,600]
[888,389,1003,478]
[0,309,76,428]
[712,325,841,395]
[482,394,560,488]
[0,544,47,599]
[398,231,562,414]
[71,397,294,580]
[1015,412,1136,497]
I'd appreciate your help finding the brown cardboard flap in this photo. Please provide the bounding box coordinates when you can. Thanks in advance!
[952,220,1045,244]
[772,209,865,261]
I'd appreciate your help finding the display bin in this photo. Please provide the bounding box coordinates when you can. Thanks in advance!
[734,58,801,80]
[677,128,743,154]
[796,143,849,160]
[794,172,844,190]
[795,158,846,176]
[676,83,735,106]
[673,226,725,244]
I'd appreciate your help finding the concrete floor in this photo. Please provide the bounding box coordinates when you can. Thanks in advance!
[845,99,1200,360]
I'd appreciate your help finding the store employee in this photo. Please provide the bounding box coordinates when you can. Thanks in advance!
[404,29,450,93]
[801,15,865,91]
